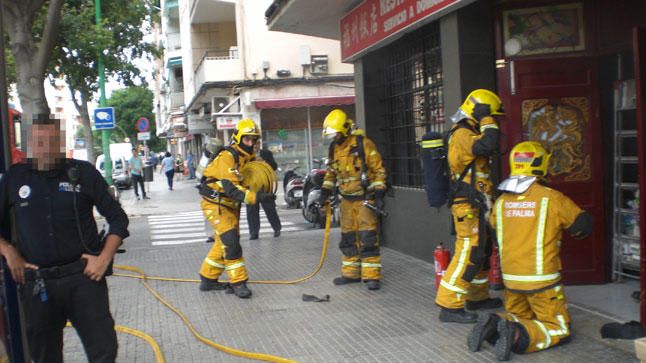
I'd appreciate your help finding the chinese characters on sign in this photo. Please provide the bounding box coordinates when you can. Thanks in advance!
[341,0,461,61]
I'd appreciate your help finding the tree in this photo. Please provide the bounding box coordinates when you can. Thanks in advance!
[49,0,159,163]
[1,0,64,121]
[107,86,165,152]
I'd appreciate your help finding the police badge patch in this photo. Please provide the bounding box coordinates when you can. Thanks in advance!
[18,185,31,199]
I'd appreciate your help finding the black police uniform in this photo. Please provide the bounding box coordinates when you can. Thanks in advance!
[246,149,282,239]
[0,159,129,363]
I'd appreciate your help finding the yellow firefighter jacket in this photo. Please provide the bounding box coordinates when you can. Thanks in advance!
[322,135,386,197]
[448,118,498,197]
[489,182,583,291]
[202,144,257,209]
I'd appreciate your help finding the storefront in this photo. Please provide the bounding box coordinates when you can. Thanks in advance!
[268,0,646,322]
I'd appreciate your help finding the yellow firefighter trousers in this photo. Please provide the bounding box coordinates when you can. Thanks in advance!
[499,285,570,353]
[435,203,491,309]
[199,200,248,284]
[339,198,381,280]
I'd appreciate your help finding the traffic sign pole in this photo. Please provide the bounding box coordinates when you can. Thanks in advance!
[96,0,112,185]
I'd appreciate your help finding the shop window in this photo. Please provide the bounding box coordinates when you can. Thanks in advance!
[379,23,443,188]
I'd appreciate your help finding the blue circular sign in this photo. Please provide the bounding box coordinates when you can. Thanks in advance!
[136,117,150,132]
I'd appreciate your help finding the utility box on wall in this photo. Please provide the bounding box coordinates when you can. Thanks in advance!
[310,55,328,74]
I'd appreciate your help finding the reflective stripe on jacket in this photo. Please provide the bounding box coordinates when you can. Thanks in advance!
[323,135,386,196]
[202,144,257,207]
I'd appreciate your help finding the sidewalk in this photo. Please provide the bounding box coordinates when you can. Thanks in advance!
[70,175,638,362]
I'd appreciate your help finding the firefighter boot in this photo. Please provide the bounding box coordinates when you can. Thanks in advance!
[467,313,500,352]
[199,276,229,291]
[365,280,380,290]
[466,297,503,311]
[333,276,361,285]
[495,319,517,361]
[439,308,477,324]
[230,281,252,299]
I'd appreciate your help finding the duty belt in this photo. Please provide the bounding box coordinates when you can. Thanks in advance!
[24,259,86,281]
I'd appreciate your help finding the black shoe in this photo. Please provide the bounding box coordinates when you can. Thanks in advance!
[466,297,503,311]
[143,195,150,199]
[249,234,259,240]
[136,195,140,200]
[205,237,215,243]
[468,313,500,352]
[365,280,380,290]
[199,276,229,291]
[273,230,281,237]
[495,319,515,361]
[333,276,361,285]
[439,308,478,324]
[230,282,252,298]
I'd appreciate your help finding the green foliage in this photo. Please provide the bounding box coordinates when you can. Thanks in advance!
[107,86,165,151]
[49,0,161,101]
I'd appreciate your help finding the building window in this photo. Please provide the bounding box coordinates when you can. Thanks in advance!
[380,23,443,188]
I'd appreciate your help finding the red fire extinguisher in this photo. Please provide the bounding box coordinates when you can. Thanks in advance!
[434,243,451,289]
[488,244,504,290]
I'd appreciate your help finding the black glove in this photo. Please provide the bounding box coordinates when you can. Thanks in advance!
[318,188,331,205]
[472,103,491,122]
[374,189,385,211]
[256,192,276,203]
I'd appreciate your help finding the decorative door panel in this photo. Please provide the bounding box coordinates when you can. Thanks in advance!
[497,57,606,284]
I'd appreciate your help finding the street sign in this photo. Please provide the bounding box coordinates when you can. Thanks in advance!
[216,115,240,130]
[136,117,150,132]
[94,107,115,130]
[137,132,151,141]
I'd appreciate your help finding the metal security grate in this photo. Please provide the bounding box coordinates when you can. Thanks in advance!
[380,23,444,188]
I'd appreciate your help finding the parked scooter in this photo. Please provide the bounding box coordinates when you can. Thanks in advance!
[302,159,339,228]
[283,167,304,209]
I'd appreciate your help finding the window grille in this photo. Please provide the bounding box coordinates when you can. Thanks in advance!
[379,23,444,188]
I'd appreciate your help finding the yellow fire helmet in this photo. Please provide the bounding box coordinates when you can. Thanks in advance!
[232,118,260,145]
[451,89,505,123]
[322,109,352,138]
[509,141,551,177]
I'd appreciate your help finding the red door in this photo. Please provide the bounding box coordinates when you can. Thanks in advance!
[497,56,606,284]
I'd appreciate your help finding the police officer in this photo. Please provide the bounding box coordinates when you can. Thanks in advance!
[319,109,387,291]
[435,89,504,323]
[198,119,274,298]
[0,116,129,362]
[468,141,592,360]
[246,142,282,240]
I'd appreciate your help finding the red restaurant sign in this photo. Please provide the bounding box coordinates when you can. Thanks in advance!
[340,0,468,62]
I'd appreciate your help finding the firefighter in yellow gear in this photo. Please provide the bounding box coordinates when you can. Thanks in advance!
[197,119,275,299]
[435,89,505,323]
[319,109,387,291]
[467,141,592,361]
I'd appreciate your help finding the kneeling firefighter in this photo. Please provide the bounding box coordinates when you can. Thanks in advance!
[319,109,387,291]
[435,89,504,323]
[468,141,592,360]
[197,119,275,298]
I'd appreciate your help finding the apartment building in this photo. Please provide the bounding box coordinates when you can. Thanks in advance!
[155,0,355,173]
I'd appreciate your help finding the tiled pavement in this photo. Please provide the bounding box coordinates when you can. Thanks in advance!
[61,224,637,362]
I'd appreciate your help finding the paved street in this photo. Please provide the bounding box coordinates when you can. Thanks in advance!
[60,176,638,362]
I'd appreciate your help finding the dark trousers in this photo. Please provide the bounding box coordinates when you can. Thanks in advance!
[246,200,282,237]
[132,174,146,197]
[20,273,117,363]
[165,170,175,189]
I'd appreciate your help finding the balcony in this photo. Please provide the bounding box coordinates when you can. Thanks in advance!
[169,91,184,110]
[194,49,243,91]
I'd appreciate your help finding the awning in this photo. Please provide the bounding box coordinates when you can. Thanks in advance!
[254,95,355,110]
[164,0,178,10]
[166,56,182,69]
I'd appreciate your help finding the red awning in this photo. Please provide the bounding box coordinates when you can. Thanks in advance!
[254,95,355,109]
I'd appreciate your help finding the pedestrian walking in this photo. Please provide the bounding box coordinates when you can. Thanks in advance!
[246,143,282,239]
[129,148,149,200]
[197,119,275,298]
[0,116,129,362]
[160,151,175,190]
[468,141,593,361]
[435,89,504,323]
[319,109,387,291]
[175,153,184,181]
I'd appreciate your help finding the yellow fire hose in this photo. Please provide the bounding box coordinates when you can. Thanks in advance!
[64,322,165,363]
[112,204,332,362]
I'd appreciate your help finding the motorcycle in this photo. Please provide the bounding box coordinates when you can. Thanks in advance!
[302,159,339,228]
[283,167,304,209]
